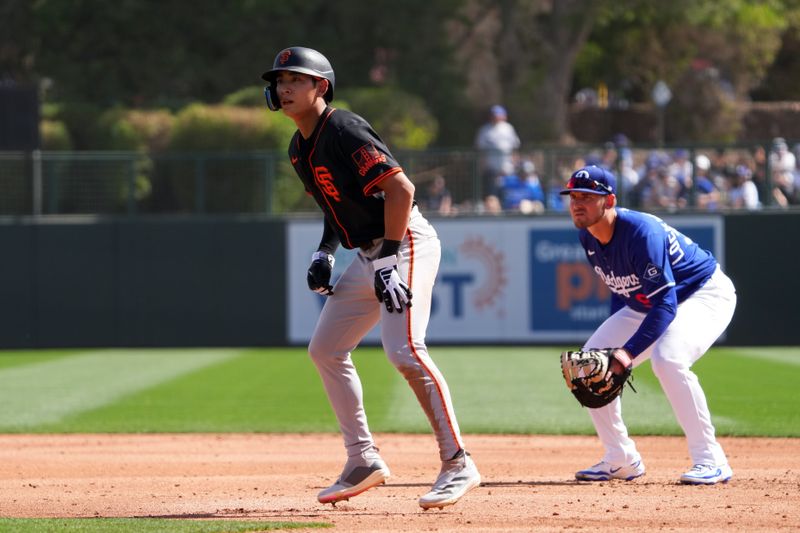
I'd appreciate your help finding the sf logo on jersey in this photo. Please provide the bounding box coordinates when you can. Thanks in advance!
[313,166,341,202]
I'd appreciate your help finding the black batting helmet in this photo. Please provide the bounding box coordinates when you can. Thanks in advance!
[261,47,335,111]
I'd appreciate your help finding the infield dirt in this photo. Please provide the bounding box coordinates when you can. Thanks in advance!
[0,433,798,532]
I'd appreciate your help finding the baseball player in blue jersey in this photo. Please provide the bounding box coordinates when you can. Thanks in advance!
[262,47,480,509]
[561,165,737,485]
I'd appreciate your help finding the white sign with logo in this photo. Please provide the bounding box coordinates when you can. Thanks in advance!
[287,218,534,344]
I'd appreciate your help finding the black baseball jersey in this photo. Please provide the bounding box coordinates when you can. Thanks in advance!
[288,106,403,249]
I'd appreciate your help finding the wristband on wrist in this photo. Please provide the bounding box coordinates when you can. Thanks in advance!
[378,239,401,258]
[372,255,397,271]
[312,251,335,267]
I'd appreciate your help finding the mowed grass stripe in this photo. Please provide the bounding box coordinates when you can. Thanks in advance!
[692,347,800,436]
[446,347,601,433]
[376,347,755,435]
[1,346,796,436]
[368,348,668,434]
[414,348,681,434]
[719,346,800,366]
[0,349,242,431]
[0,349,79,370]
[43,349,338,433]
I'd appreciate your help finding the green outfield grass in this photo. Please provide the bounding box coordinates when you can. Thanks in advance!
[0,346,797,437]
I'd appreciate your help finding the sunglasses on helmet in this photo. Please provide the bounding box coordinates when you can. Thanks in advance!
[565,175,613,194]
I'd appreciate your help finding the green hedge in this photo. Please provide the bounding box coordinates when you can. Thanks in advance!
[338,86,437,149]
[38,84,439,212]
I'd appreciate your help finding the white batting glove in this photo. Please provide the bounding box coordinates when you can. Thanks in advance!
[372,255,412,313]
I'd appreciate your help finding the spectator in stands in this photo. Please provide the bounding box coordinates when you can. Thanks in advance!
[707,149,733,205]
[613,134,640,198]
[772,167,798,207]
[793,142,800,175]
[422,174,455,216]
[639,164,681,211]
[708,148,731,182]
[483,193,503,215]
[631,152,664,208]
[770,137,798,207]
[668,149,695,208]
[770,137,797,177]
[670,149,693,188]
[693,154,721,211]
[497,159,545,214]
[727,165,760,210]
[475,105,520,201]
[546,175,567,211]
[750,145,769,203]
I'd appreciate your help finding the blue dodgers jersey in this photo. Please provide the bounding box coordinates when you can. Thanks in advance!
[579,208,717,313]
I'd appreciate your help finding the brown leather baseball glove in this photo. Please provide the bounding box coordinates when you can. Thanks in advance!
[560,348,636,408]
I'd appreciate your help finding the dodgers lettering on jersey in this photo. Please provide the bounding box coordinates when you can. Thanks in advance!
[579,209,717,314]
[288,107,402,249]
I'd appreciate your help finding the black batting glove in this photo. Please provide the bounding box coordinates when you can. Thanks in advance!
[307,251,335,296]
[372,255,412,313]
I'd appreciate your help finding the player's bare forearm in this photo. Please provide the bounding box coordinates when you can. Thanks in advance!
[378,172,415,242]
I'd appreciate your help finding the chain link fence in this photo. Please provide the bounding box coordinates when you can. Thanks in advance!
[1,143,798,216]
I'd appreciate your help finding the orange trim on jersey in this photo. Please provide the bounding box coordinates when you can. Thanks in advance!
[308,108,354,248]
[363,167,403,196]
[404,228,463,450]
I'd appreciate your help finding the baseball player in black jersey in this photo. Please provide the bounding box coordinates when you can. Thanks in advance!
[262,46,480,509]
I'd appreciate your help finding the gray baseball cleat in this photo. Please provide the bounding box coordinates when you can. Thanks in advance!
[317,447,390,505]
[418,449,481,510]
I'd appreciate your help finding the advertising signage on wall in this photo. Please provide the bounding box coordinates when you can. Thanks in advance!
[526,218,721,340]
[287,216,723,344]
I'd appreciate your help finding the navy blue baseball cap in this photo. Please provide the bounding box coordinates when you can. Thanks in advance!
[560,165,616,196]
[490,105,507,118]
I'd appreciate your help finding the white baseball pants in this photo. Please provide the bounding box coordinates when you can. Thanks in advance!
[583,265,737,467]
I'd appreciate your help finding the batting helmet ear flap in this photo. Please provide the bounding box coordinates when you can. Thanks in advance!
[264,84,281,111]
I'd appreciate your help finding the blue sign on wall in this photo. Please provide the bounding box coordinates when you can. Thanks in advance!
[528,218,721,338]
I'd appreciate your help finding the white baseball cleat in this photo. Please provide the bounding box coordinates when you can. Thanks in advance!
[679,463,733,485]
[575,459,646,481]
[317,447,391,505]
[418,450,481,510]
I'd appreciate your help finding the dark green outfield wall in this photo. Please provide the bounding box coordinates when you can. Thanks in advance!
[0,213,796,347]
[723,212,800,346]
[0,217,286,348]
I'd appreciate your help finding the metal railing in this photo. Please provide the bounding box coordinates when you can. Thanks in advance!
[1,143,798,216]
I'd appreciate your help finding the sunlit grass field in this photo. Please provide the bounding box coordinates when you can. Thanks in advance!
[1,346,797,436]
[1,345,797,532]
